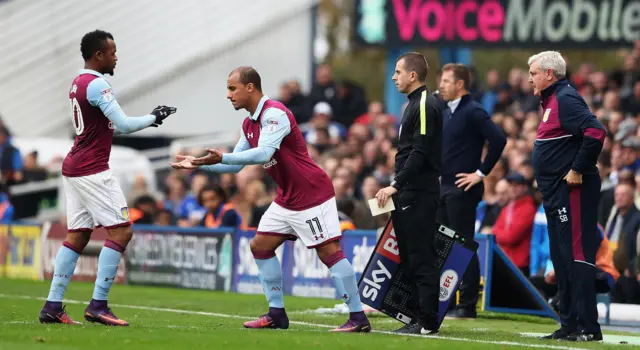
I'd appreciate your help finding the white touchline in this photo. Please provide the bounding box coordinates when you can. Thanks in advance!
[0,293,587,350]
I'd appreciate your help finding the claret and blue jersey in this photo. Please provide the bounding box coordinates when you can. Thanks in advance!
[532,78,606,190]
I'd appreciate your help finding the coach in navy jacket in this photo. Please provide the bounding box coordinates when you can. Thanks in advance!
[437,64,506,319]
[529,51,606,342]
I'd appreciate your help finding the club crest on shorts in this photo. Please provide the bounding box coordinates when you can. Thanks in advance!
[542,108,551,122]
[121,207,130,220]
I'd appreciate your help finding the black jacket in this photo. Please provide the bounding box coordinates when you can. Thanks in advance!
[391,86,442,193]
[441,94,506,186]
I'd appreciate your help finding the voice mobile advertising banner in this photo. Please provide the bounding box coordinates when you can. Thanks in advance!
[355,0,639,48]
[232,230,377,298]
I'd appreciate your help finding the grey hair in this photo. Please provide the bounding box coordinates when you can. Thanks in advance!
[528,51,566,78]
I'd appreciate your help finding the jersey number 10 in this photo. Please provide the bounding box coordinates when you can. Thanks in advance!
[70,97,84,135]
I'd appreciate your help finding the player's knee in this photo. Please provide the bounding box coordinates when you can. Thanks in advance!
[107,225,133,248]
[64,231,91,252]
[249,238,276,260]
[316,242,345,268]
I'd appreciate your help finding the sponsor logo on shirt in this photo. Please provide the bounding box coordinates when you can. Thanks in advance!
[263,158,278,169]
[542,108,551,122]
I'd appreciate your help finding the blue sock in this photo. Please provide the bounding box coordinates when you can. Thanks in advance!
[47,243,81,302]
[330,259,363,313]
[256,256,284,308]
[92,241,123,301]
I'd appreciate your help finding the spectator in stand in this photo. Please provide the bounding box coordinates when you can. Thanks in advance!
[608,183,640,304]
[336,80,368,127]
[481,69,501,115]
[622,80,640,116]
[130,195,157,225]
[610,54,639,99]
[597,151,616,227]
[278,80,310,124]
[302,102,347,145]
[23,151,47,183]
[153,209,175,226]
[357,176,381,229]
[336,197,357,232]
[530,202,550,277]
[309,64,341,120]
[571,63,596,90]
[244,179,272,229]
[477,178,510,234]
[199,184,241,230]
[0,184,14,223]
[353,101,397,127]
[590,71,609,109]
[491,173,537,276]
[0,127,23,185]
[517,75,540,114]
[179,172,209,227]
[507,68,525,103]
[127,173,151,206]
[162,174,187,219]
[605,181,640,248]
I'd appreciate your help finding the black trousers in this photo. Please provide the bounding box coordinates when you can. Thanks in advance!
[540,175,601,334]
[436,183,483,311]
[391,189,440,329]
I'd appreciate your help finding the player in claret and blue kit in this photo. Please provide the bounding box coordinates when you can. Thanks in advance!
[38,30,177,326]
[170,66,371,332]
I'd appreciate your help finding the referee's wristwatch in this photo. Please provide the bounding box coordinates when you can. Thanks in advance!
[390,180,398,189]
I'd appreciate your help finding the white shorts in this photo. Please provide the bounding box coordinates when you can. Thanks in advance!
[257,197,342,248]
[62,169,131,232]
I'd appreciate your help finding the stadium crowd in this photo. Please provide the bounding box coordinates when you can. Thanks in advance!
[4,44,640,304]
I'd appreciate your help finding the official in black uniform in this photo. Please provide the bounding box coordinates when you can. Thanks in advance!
[437,64,506,319]
[375,52,443,335]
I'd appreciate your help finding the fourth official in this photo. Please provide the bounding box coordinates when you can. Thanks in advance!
[375,52,443,335]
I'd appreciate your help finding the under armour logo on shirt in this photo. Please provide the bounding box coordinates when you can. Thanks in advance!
[247,133,254,138]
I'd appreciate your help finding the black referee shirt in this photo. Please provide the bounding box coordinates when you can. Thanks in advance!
[391,85,442,193]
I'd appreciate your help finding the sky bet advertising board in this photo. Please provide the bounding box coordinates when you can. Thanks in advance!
[355,0,639,48]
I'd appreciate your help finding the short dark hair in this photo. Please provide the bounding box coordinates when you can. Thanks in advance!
[230,66,262,92]
[442,63,470,90]
[197,184,228,207]
[397,52,429,83]
[134,195,157,209]
[80,30,114,61]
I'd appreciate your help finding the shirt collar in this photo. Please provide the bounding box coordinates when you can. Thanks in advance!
[250,95,270,121]
[407,85,427,100]
[541,78,568,98]
[447,97,462,113]
[78,69,103,77]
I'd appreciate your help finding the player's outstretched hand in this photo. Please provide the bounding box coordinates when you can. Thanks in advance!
[151,105,177,126]
[191,148,223,166]
[169,155,198,170]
